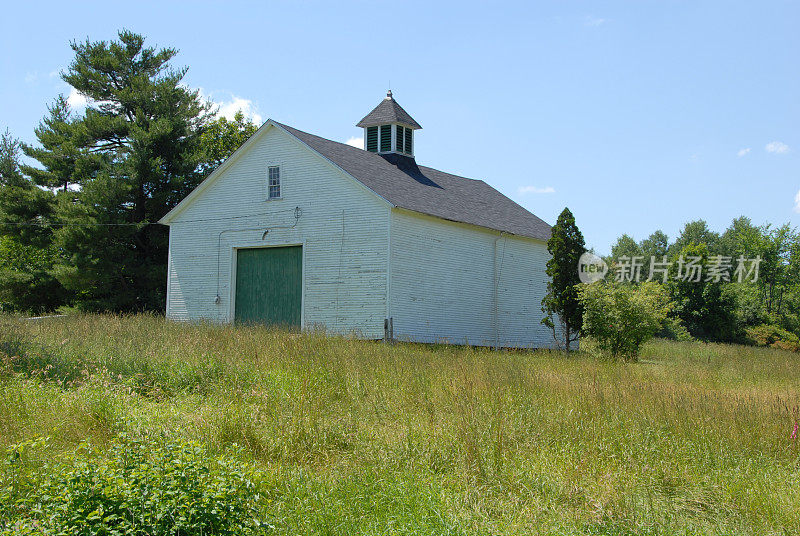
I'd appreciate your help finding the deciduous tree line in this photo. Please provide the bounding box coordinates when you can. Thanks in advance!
[542,209,800,359]
[608,218,800,344]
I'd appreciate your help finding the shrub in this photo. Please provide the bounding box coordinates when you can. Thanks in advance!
[577,281,672,361]
[1,434,271,535]
[657,315,694,342]
[745,324,800,352]
[0,235,66,314]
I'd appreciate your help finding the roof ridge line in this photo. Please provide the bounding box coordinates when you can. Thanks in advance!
[275,121,481,183]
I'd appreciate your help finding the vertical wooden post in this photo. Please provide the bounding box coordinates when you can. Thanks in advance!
[384,318,389,343]
[389,317,394,344]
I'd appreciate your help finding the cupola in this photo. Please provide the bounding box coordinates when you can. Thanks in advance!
[356,90,421,157]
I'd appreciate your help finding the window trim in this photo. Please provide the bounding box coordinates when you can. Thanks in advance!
[266,164,282,200]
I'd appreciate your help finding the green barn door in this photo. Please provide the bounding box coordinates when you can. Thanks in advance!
[234,246,302,327]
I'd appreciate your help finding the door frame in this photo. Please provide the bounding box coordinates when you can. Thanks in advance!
[228,241,306,328]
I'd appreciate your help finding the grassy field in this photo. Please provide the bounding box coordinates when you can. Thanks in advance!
[1,314,798,535]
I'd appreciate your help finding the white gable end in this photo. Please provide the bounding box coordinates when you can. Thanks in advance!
[165,123,390,336]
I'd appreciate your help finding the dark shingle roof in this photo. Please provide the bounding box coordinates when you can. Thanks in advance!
[276,122,551,241]
[356,91,422,129]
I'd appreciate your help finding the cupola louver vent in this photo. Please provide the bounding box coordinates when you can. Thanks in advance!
[380,125,392,152]
[357,91,421,156]
[366,126,378,152]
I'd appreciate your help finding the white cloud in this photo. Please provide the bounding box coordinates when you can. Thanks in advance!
[217,96,263,125]
[66,87,89,110]
[584,16,609,27]
[24,72,38,84]
[766,141,790,154]
[518,185,555,194]
[198,88,263,125]
[737,147,751,157]
[794,190,800,213]
[345,137,363,148]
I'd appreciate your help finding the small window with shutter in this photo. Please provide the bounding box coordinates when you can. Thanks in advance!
[404,127,412,155]
[366,127,378,152]
[380,125,392,152]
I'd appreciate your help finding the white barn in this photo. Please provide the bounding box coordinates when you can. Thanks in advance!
[159,92,556,348]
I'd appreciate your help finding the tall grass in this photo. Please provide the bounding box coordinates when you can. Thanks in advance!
[1,314,798,535]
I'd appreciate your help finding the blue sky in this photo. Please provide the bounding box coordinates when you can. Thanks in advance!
[1,1,798,254]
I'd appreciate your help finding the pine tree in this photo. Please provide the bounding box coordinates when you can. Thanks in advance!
[0,130,64,312]
[50,30,210,311]
[21,95,104,192]
[541,207,586,351]
[0,129,54,248]
[0,130,22,185]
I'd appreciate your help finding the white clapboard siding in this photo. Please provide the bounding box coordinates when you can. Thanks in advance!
[389,208,555,348]
[166,124,389,338]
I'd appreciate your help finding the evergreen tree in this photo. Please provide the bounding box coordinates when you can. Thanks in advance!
[50,30,210,311]
[0,129,54,248]
[0,130,21,184]
[542,207,586,351]
[21,95,104,192]
[0,130,64,312]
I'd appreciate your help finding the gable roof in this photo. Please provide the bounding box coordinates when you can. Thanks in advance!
[356,91,422,129]
[276,122,551,241]
[160,119,552,242]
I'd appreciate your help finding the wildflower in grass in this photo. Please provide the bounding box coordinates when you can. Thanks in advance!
[792,421,798,440]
